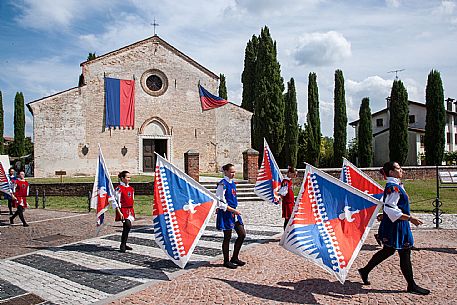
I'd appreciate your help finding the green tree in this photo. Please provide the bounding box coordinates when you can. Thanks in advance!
[218,73,228,100]
[0,90,4,154]
[389,79,409,164]
[252,26,285,157]
[333,69,347,167]
[279,78,298,168]
[241,35,259,112]
[347,138,358,165]
[320,136,334,168]
[305,72,320,166]
[87,52,96,61]
[13,92,26,157]
[358,97,373,167]
[424,70,445,165]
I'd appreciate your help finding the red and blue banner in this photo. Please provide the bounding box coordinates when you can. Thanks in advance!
[254,139,283,204]
[280,164,381,283]
[340,158,384,200]
[198,84,228,111]
[105,77,135,128]
[90,145,116,227]
[153,154,217,268]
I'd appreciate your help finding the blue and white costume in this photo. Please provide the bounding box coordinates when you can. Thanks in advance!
[215,177,243,230]
[378,177,413,249]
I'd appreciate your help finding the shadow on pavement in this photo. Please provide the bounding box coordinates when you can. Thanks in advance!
[417,247,457,254]
[213,278,403,304]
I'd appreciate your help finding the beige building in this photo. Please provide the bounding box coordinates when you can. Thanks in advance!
[350,97,457,166]
[27,35,252,177]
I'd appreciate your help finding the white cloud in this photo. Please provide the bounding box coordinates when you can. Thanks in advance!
[293,31,351,67]
[434,0,456,15]
[385,0,401,8]
[15,0,113,30]
[228,0,322,17]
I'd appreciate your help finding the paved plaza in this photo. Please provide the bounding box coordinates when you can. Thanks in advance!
[0,199,456,305]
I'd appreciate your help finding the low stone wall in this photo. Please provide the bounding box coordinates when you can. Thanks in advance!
[282,165,457,188]
[29,182,154,197]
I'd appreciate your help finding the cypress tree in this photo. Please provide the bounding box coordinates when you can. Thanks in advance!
[389,79,409,164]
[425,70,445,165]
[252,26,285,156]
[13,92,25,157]
[333,69,347,167]
[0,91,4,154]
[218,74,228,100]
[358,97,373,167]
[241,35,258,112]
[280,78,299,168]
[306,72,320,166]
[87,52,96,61]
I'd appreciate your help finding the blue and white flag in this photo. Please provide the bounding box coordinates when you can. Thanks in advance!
[90,145,116,227]
[254,139,283,204]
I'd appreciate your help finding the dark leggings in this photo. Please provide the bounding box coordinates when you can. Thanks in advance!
[8,199,13,214]
[121,219,132,245]
[222,221,246,262]
[284,218,290,230]
[11,205,27,225]
[363,246,415,287]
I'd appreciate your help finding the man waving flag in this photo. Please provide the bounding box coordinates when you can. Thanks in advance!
[91,145,116,228]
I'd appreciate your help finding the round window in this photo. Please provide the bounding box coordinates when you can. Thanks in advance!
[141,69,168,97]
[146,75,163,91]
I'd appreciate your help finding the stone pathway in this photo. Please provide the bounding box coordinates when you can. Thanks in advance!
[0,220,282,305]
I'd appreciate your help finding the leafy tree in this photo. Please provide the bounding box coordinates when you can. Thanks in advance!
[333,69,347,167]
[218,73,228,100]
[241,35,259,112]
[347,138,358,165]
[0,90,4,154]
[319,136,334,168]
[305,72,320,166]
[87,52,96,61]
[252,26,285,157]
[358,97,373,167]
[279,78,298,168]
[12,92,25,157]
[424,70,445,165]
[389,79,409,164]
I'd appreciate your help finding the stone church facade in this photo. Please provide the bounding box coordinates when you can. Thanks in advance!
[27,35,252,178]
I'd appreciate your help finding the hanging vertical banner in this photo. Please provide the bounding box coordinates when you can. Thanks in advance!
[340,157,384,200]
[153,154,217,268]
[254,139,283,204]
[281,164,381,283]
[105,77,135,128]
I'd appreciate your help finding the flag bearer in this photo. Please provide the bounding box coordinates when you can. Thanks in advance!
[278,166,297,230]
[113,171,135,253]
[10,170,29,227]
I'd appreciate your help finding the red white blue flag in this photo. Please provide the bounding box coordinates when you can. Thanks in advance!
[105,77,135,128]
[254,139,283,204]
[280,164,381,283]
[340,158,384,200]
[153,154,217,268]
[0,161,12,195]
[91,145,116,227]
[198,84,228,111]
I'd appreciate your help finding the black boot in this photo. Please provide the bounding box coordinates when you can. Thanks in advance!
[230,258,246,266]
[407,284,430,295]
[358,268,370,285]
[125,245,132,251]
[223,261,238,269]
[120,243,126,253]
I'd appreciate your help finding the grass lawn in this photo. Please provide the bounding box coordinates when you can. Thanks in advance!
[30,179,457,214]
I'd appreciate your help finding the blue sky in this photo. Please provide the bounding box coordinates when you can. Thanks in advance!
[1,0,456,139]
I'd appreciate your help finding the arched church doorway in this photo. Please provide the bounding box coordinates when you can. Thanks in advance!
[139,118,171,173]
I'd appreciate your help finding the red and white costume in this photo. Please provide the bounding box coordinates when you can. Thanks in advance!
[113,182,135,222]
[13,179,29,208]
[278,177,294,219]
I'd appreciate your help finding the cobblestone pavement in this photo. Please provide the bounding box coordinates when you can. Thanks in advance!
[0,199,456,305]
